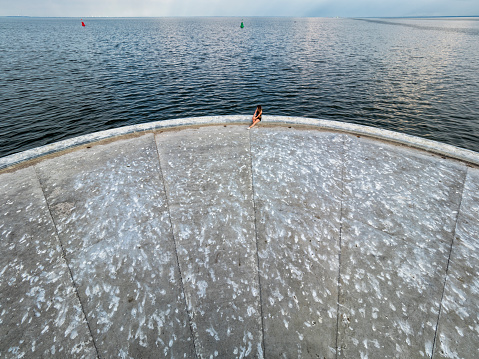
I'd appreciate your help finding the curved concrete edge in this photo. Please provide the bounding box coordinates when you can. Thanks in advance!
[268,116,479,166]
[1,115,478,170]
[0,116,244,171]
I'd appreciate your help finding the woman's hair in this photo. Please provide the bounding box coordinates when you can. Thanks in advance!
[257,105,262,112]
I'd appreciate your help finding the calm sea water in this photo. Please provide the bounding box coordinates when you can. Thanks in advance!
[1,17,479,157]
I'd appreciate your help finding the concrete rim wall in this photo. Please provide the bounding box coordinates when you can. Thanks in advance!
[2,116,479,170]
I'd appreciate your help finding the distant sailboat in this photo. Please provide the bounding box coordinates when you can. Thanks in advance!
[81,19,85,27]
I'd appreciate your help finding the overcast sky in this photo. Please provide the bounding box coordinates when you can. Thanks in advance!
[2,0,479,18]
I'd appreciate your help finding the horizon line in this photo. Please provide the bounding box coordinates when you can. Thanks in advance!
[2,15,479,18]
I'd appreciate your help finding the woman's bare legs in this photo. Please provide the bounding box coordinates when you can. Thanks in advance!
[249,118,260,129]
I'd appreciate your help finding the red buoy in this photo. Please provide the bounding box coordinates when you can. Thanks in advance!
[81,19,85,27]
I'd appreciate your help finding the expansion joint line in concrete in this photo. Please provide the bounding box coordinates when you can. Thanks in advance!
[153,134,199,359]
[248,129,266,358]
[33,165,100,359]
[430,167,469,358]
[335,134,347,359]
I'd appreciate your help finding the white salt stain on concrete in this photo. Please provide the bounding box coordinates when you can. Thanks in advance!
[196,280,208,298]
[206,326,220,341]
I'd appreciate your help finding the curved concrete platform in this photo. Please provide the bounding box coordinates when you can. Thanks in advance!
[1,117,478,358]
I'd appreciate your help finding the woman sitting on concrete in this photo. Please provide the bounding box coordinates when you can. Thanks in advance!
[248,105,262,129]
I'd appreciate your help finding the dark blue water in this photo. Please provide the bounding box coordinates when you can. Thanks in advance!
[1,17,479,157]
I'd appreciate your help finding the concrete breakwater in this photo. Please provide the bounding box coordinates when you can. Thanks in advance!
[1,116,478,358]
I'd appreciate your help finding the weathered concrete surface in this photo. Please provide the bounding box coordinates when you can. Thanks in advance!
[0,167,96,358]
[156,127,263,358]
[1,119,479,359]
[433,167,479,359]
[34,135,195,358]
[251,128,344,358]
[338,135,467,359]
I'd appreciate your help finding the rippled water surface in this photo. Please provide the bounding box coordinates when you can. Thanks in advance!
[1,17,478,157]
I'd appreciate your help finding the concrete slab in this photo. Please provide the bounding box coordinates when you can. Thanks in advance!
[338,135,467,358]
[156,126,263,358]
[251,128,344,358]
[433,167,479,359]
[339,219,448,358]
[34,134,195,358]
[342,135,466,251]
[0,167,96,358]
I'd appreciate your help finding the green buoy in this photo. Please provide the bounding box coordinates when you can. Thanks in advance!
[240,20,244,28]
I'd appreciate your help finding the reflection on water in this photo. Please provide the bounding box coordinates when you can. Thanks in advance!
[356,18,479,35]
[0,17,478,157]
